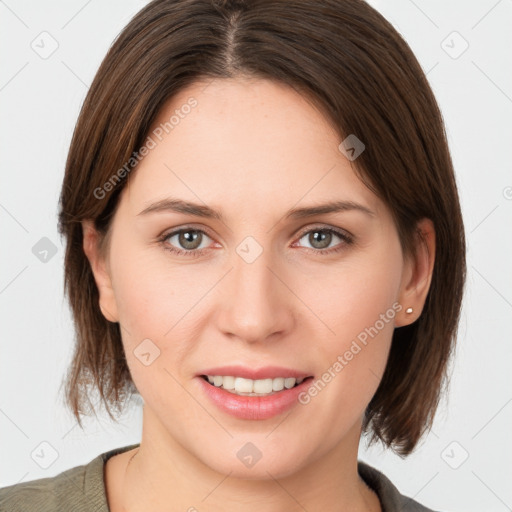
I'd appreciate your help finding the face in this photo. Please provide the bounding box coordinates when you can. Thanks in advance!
[86,77,428,479]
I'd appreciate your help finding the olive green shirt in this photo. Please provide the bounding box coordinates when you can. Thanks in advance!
[0,444,436,511]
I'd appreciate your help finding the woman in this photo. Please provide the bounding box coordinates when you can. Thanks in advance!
[0,0,466,510]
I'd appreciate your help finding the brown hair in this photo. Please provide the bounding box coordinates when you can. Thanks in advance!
[57,0,466,455]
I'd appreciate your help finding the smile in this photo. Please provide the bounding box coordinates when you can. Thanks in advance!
[197,373,315,420]
[202,375,307,396]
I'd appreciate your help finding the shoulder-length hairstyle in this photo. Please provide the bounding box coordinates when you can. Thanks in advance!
[58,0,466,455]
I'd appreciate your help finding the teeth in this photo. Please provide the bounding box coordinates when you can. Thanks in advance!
[205,375,306,395]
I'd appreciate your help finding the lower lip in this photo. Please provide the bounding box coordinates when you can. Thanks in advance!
[196,376,314,420]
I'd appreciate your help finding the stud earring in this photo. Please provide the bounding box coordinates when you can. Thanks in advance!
[405,307,413,314]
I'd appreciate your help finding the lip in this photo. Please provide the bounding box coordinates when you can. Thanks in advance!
[198,365,312,380]
[196,374,314,420]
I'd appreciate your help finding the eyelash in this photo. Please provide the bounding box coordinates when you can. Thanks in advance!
[157,224,354,259]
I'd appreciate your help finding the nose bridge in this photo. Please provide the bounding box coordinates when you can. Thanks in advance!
[217,236,293,342]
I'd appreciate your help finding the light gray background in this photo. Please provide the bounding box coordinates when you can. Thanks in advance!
[1,1,511,510]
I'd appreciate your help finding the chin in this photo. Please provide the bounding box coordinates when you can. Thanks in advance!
[189,434,314,480]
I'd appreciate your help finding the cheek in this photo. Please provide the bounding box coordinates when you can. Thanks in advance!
[108,240,217,393]
[295,239,402,344]
[292,243,402,414]
[110,254,198,414]
[110,237,206,337]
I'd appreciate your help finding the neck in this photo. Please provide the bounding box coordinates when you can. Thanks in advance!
[119,405,380,512]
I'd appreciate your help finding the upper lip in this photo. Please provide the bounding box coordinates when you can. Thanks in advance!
[198,365,313,380]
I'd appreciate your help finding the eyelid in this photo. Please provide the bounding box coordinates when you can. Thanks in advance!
[294,223,353,241]
[158,223,216,242]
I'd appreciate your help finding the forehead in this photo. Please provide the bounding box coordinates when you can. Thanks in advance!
[121,78,385,220]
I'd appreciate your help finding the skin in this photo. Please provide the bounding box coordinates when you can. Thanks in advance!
[82,77,435,512]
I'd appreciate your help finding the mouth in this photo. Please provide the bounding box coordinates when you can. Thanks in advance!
[200,374,314,397]
[196,368,316,420]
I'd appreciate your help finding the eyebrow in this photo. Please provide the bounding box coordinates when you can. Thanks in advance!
[137,197,375,221]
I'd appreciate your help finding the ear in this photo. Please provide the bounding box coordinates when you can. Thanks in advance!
[395,218,436,327]
[82,220,119,323]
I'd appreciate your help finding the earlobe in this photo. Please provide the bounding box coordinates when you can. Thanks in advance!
[82,220,119,323]
[395,218,436,327]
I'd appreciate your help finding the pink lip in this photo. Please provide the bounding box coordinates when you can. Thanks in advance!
[196,375,314,420]
[198,365,312,380]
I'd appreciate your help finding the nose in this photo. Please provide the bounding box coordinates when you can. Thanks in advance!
[216,243,296,344]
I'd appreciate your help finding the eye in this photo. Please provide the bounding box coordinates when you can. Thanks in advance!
[158,224,354,258]
[294,226,354,255]
[158,227,213,257]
